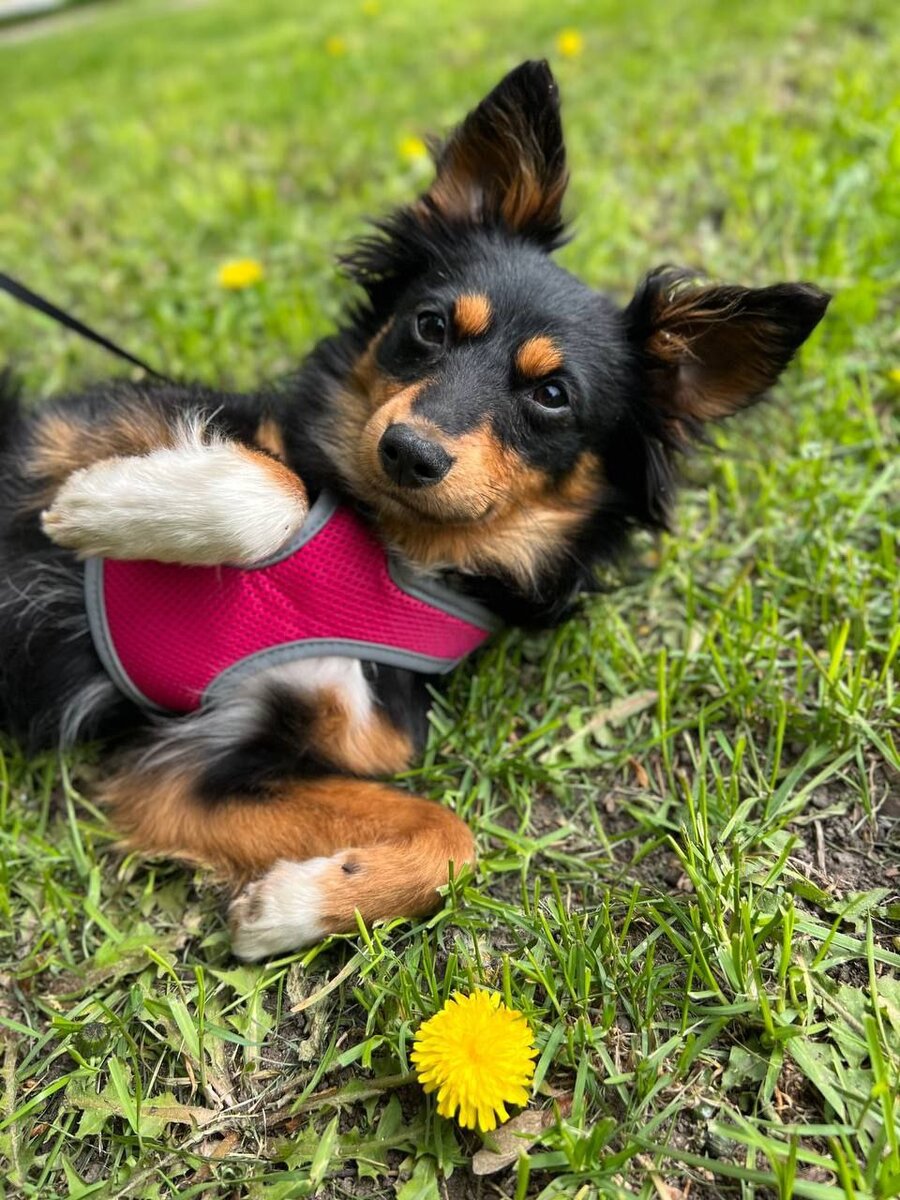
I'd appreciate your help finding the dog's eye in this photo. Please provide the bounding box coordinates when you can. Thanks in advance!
[532,382,569,410]
[416,311,447,346]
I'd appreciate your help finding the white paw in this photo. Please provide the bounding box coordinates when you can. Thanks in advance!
[228,858,333,961]
[42,434,307,565]
[41,467,117,555]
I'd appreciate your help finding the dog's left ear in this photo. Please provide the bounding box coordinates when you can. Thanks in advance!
[625,268,831,438]
[418,60,568,247]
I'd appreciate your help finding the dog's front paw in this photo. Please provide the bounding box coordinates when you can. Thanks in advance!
[228,858,333,960]
[41,466,121,557]
[40,441,308,565]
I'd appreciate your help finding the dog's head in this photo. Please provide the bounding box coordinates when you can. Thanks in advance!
[317,61,829,609]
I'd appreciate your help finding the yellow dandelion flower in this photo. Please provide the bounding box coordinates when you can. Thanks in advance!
[216,258,265,290]
[556,28,584,59]
[411,991,537,1132]
[361,0,380,14]
[398,134,428,164]
[325,35,347,57]
[888,367,900,385]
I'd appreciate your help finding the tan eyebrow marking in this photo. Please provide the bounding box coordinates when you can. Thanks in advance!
[453,293,492,338]
[516,335,563,378]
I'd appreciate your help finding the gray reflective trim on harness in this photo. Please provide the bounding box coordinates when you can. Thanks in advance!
[84,488,499,713]
[84,555,170,713]
[388,558,500,632]
[202,638,464,707]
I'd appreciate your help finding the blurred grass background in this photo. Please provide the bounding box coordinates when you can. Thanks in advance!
[1,2,898,1198]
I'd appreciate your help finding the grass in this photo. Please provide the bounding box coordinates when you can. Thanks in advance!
[0,0,898,1196]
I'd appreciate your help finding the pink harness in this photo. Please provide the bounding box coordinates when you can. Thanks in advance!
[84,492,496,713]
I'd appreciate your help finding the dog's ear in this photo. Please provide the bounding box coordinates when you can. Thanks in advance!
[625,268,831,439]
[418,60,568,247]
[619,268,830,529]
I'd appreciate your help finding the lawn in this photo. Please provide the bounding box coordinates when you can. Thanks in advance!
[1,0,898,1196]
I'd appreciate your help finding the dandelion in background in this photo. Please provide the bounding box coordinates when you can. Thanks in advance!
[324,35,347,56]
[398,134,429,164]
[411,990,537,1131]
[217,258,265,290]
[556,28,584,58]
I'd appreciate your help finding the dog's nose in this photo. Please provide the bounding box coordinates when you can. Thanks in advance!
[378,423,452,489]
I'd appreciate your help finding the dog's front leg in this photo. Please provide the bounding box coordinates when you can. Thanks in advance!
[41,421,308,565]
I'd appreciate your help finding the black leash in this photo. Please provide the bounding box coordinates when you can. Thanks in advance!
[0,271,169,380]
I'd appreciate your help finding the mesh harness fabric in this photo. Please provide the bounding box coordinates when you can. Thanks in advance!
[84,492,497,713]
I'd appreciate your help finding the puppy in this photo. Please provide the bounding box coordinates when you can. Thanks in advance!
[0,62,828,959]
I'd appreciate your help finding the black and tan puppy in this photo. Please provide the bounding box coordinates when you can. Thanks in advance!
[0,62,828,958]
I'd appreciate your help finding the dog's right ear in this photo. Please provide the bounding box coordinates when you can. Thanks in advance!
[417,60,569,248]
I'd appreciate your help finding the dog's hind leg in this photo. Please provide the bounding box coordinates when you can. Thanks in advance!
[227,815,474,960]
[100,765,475,960]
[225,782,475,960]
[96,663,468,959]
